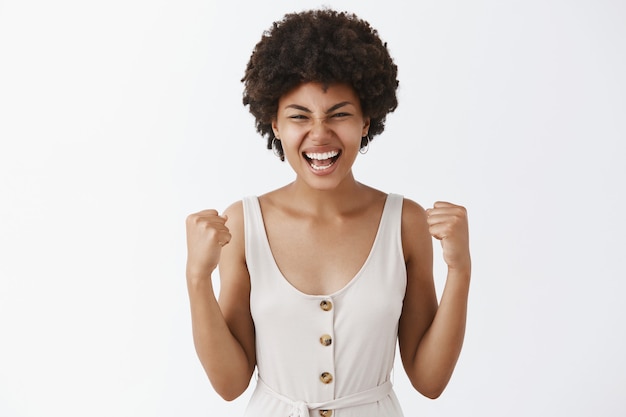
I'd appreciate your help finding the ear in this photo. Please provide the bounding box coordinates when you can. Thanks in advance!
[271,118,280,138]
[362,117,371,137]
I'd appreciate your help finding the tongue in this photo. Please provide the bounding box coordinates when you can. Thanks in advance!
[311,158,333,166]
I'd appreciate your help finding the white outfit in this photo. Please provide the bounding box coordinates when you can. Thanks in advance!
[242,193,407,417]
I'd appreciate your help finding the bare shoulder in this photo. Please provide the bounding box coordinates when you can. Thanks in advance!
[400,197,431,264]
[401,197,429,237]
[401,197,428,221]
[219,200,246,271]
[223,200,244,225]
[217,199,252,318]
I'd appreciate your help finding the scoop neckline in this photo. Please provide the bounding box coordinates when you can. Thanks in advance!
[252,194,392,299]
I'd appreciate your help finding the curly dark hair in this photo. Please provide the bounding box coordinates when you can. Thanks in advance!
[242,8,399,160]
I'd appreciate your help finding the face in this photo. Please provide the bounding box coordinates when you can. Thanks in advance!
[272,82,370,190]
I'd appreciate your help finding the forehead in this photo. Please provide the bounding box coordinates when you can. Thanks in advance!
[278,82,360,109]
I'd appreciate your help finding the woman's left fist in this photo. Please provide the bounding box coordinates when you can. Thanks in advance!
[426,201,471,271]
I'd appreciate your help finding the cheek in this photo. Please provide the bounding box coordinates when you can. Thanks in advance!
[276,122,302,140]
[340,127,365,147]
[280,136,304,161]
[278,125,308,148]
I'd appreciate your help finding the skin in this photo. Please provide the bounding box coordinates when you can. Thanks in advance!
[185,82,471,401]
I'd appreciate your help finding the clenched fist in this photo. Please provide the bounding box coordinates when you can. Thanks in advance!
[185,209,231,279]
[426,202,471,271]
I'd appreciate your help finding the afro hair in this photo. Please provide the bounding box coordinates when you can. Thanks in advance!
[242,8,399,159]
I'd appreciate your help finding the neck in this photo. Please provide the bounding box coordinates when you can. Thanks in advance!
[285,173,369,217]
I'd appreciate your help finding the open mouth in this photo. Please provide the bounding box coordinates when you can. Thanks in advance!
[303,150,341,171]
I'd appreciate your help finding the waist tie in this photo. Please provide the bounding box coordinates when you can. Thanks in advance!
[257,377,393,417]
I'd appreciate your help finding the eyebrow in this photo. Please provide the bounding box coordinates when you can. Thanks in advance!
[284,101,354,113]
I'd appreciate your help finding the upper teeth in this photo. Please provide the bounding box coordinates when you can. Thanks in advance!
[305,150,339,160]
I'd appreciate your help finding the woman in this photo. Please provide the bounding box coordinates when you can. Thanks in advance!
[185,8,471,417]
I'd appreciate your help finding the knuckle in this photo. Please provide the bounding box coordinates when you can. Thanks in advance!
[206,228,220,241]
[451,207,466,220]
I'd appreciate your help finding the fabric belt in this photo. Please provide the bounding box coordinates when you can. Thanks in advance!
[257,377,393,417]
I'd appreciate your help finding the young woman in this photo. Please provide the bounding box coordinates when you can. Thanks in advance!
[185,9,471,417]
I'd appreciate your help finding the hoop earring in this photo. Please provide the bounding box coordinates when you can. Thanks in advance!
[272,137,283,159]
[359,136,370,154]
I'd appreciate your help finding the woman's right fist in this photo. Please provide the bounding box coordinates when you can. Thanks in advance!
[185,209,231,278]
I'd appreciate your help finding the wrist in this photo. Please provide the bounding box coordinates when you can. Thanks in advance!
[447,262,471,281]
[186,265,215,285]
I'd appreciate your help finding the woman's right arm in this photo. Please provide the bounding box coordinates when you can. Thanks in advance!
[185,201,256,401]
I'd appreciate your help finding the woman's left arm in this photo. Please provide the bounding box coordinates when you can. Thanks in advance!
[398,199,471,399]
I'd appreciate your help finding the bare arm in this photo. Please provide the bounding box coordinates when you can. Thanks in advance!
[186,201,256,401]
[398,199,471,399]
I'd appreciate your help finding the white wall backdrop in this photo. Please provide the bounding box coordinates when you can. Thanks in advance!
[1,0,625,416]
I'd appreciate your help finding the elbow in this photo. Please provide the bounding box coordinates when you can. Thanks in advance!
[215,384,248,402]
[405,361,454,400]
[421,387,444,400]
[218,391,243,402]
[410,378,448,400]
[203,361,255,401]
[210,374,251,402]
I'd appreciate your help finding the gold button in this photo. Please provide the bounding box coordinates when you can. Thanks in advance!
[320,372,333,384]
[320,300,333,311]
[320,334,332,346]
[319,410,332,417]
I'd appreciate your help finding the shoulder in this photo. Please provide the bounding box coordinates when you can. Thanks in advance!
[400,197,428,227]
[219,200,246,261]
[399,197,431,263]
[223,199,245,222]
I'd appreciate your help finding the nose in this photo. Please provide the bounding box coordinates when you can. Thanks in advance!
[308,117,331,143]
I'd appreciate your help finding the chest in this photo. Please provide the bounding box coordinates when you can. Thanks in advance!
[263,214,381,295]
